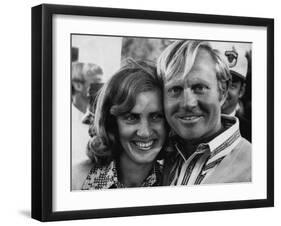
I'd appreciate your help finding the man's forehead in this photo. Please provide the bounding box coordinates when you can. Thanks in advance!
[164,48,217,84]
[164,70,217,87]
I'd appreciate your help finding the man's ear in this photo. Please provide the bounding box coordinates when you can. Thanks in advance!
[72,81,84,93]
[219,89,228,107]
[239,83,246,98]
[218,80,228,106]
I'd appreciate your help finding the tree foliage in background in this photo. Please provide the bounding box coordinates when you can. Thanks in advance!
[121,37,174,64]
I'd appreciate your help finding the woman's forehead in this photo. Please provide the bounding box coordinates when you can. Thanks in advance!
[130,90,162,113]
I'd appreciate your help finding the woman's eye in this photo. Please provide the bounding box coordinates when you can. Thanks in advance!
[151,113,164,121]
[167,86,182,96]
[123,113,138,122]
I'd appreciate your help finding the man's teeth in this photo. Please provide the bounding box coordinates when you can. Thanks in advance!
[181,116,199,120]
[135,141,153,148]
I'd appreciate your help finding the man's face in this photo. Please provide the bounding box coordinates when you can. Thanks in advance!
[83,73,102,97]
[163,49,225,143]
[222,78,245,115]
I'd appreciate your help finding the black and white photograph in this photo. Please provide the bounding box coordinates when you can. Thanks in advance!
[31,3,274,221]
[71,35,252,190]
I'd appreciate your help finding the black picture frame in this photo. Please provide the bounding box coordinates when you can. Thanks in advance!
[31,3,274,222]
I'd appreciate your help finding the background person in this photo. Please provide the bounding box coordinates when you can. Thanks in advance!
[72,62,103,165]
[211,42,251,142]
[72,60,167,190]
[242,49,252,123]
[72,62,103,114]
[157,40,252,185]
[82,82,104,127]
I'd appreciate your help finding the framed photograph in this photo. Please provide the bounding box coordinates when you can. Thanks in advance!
[32,4,274,221]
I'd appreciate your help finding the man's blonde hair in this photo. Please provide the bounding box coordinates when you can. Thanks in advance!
[157,40,231,98]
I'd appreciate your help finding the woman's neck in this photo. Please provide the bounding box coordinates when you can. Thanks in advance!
[118,154,154,187]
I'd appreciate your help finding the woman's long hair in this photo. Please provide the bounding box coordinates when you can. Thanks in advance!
[87,59,164,166]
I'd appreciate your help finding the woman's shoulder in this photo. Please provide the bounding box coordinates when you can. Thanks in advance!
[72,160,94,190]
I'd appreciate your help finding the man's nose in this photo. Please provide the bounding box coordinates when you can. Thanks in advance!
[181,88,198,109]
[136,120,152,137]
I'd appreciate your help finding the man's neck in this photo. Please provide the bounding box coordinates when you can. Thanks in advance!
[182,123,226,155]
[72,94,88,113]
[223,103,239,116]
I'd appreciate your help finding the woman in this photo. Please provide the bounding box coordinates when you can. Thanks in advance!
[72,60,167,190]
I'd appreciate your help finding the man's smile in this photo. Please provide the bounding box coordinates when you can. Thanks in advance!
[177,115,203,124]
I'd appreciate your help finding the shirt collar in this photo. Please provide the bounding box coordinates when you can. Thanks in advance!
[208,114,240,153]
[82,160,161,189]
[141,162,162,187]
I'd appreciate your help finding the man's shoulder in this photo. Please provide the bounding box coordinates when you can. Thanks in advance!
[219,137,251,170]
[202,138,252,184]
[236,114,252,142]
[233,137,252,159]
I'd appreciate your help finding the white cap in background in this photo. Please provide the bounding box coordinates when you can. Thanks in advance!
[210,41,251,81]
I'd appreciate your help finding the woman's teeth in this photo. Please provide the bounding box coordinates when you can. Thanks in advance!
[134,141,154,149]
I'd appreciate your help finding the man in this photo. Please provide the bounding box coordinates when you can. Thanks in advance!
[72,62,103,165]
[72,62,103,114]
[157,40,251,185]
[212,43,251,142]
[82,82,104,127]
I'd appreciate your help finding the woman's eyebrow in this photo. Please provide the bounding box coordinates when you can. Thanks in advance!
[126,112,140,116]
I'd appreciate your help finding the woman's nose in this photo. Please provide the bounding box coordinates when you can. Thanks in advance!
[136,120,152,137]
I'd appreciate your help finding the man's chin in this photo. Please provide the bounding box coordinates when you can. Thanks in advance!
[176,129,203,142]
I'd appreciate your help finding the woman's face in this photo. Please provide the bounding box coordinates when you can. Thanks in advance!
[116,90,166,166]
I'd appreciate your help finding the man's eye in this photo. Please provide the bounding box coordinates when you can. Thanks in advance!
[168,86,182,96]
[193,84,208,93]
[230,83,239,89]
